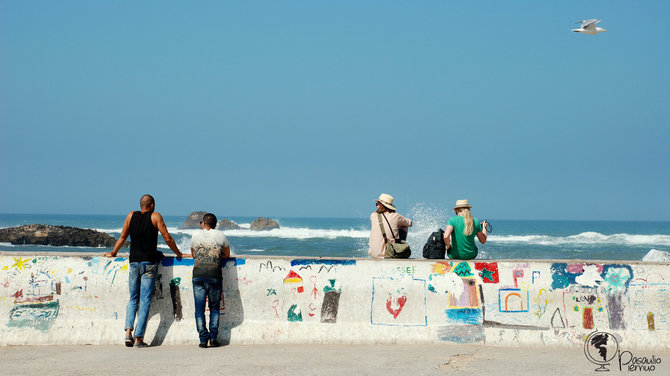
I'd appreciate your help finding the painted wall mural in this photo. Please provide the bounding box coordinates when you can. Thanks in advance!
[371,276,427,326]
[0,254,668,349]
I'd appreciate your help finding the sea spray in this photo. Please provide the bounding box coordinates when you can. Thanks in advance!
[403,203,450,258]
[405,202,449,242]
[642,249,670,262]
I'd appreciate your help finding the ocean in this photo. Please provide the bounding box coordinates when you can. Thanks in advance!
[1,207,669,261]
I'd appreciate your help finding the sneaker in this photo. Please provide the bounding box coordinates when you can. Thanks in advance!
[210,340,220,348]
[199,342,208,348]
[125,334,134,347]
[135,341,149,348]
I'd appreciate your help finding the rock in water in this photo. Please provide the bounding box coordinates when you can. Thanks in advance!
[0,224,117,247]
[250,217,280,231]
[218,219,241,230]
[180,211,208,229]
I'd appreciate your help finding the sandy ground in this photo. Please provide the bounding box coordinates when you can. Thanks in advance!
[1,343,668,376]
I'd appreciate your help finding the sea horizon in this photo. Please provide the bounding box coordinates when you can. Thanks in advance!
[2,212,670,223]
[1,213,669,262]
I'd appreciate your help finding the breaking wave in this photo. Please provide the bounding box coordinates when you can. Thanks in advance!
[169,226,369,240]
[490,232,670,247]
[96,226,369,240]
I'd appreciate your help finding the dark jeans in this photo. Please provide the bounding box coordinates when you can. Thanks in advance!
[192,277,223,344]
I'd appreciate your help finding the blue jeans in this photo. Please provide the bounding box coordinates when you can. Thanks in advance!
[192,277,222,344]
[125,262,158,338]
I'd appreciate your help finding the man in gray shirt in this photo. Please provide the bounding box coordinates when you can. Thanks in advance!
[190,212,230,348]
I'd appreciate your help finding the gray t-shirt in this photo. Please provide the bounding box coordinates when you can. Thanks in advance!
[190,229,229,279]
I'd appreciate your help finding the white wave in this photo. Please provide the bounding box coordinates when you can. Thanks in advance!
[643,249,670,262]
[94,228,124,234]
[490,232,670,246]
[95,224,253,235]
[157,242,264,255]
[168,226,369,240]
[0,243,107,249]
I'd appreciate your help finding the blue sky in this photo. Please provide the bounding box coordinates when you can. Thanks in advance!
[1,1,669,220]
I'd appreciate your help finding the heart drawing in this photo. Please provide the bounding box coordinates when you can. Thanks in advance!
[386,295,407,319]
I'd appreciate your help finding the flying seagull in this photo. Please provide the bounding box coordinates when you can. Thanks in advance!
[571,19,607,35]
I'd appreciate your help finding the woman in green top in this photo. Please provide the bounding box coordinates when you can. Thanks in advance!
[443,199,488,260]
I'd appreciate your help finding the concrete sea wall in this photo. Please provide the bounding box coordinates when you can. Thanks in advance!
[1,252,668,349]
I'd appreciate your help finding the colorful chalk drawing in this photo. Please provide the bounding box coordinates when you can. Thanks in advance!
[533,289,551,318]
[287,304,302,322]
[475,262,499,283]
[629,282,669,331]
[602,265,633,293]
[0,255,668,347]
[499,288,529,313]
[371,277,427,326]
[386,295,407,319]
[427,261,484,325]
[562,287,609,330]
[7,270,60,331]
[320,279,341,323]
[11,257,31,271]
[575,264,604,287]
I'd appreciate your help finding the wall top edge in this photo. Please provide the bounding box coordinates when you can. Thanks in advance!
[0,251,668,266]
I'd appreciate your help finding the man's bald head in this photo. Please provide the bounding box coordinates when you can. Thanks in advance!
[140,194,155,211]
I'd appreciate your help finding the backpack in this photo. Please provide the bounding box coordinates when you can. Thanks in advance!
[422,228,446,259]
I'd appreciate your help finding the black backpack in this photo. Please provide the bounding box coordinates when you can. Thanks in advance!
[423,228,446,259]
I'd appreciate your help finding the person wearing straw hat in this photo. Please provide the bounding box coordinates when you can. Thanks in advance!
[443,199,487,260]
[369,193,413,259]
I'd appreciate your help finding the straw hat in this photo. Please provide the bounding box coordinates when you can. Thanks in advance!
[375,193,396,211]
[453,199,472,210]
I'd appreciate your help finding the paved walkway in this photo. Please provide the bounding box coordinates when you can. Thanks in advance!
[1,343,667,375]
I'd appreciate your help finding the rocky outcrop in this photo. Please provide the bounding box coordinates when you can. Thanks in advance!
[180,211,207,229]
[0,224,117,247]
[218,219,241,230]
[250,217,280,231]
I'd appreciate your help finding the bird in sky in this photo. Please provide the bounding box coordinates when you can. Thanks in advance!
[571,19,607,35]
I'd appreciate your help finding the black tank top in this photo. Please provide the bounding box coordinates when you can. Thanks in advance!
[129,211,162,262]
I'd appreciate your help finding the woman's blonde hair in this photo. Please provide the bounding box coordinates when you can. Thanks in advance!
[459,208,474,236]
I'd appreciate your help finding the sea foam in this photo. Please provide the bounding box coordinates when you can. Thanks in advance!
[642,249,670,262]
[162,226,369,240]
[489,232,670,246]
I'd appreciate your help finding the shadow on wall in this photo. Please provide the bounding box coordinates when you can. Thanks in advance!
[142,257,244,346]
[219,258,244,345]
[148,258,179,346]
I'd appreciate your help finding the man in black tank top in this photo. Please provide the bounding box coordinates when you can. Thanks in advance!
[104,194,184,347]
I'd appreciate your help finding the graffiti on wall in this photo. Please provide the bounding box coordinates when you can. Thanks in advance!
[1,256,132,333]
[629,282,669,331]
[2,257,57,331]
[427,261,484,326]
[1,254,668,348]
[371,276,427,326]
[252,259,352,325]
